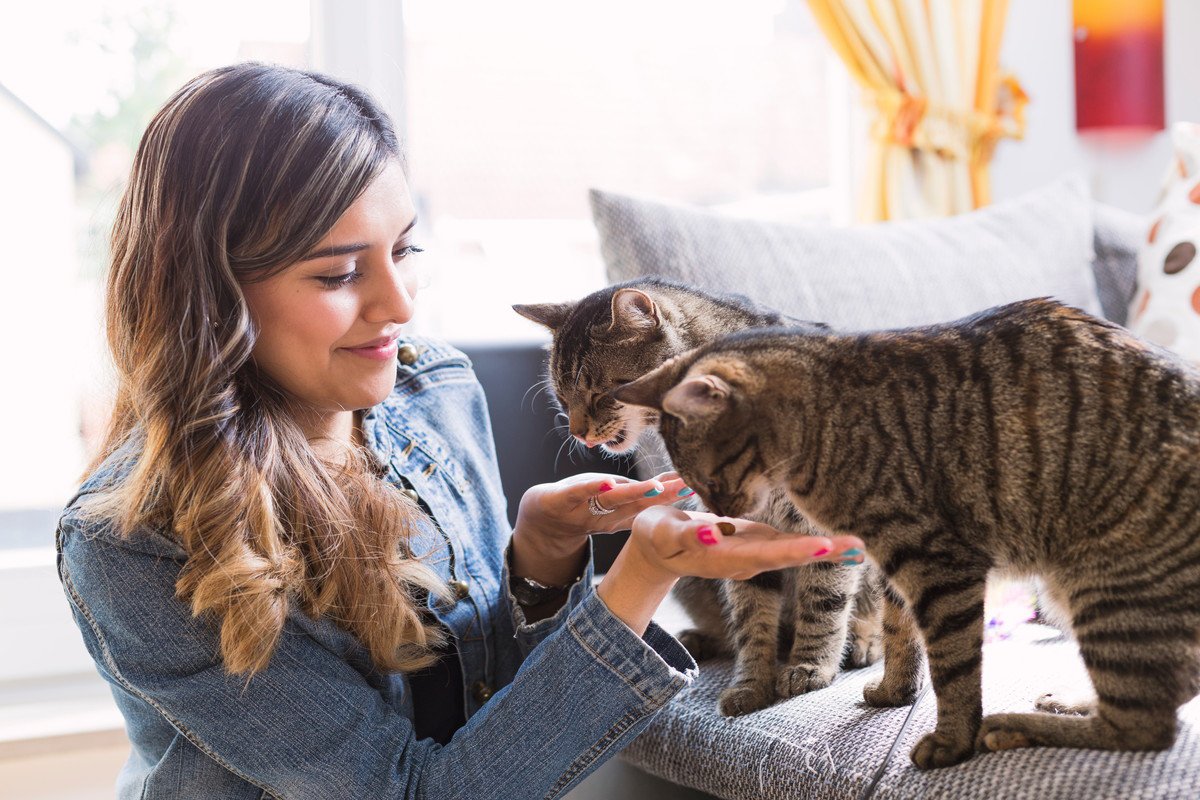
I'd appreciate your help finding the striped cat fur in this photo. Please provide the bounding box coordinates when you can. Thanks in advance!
[613,297,1200,768]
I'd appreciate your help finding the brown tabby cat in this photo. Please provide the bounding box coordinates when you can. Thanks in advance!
[612,297,1200,768]
[515,278,882,717]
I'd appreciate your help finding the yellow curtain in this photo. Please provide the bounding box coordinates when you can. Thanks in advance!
[807,0,1027,221]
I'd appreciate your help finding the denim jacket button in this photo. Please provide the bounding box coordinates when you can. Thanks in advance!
[397,343,420,366]
[401,488,420,504]
[472,681,493,703]
[449,579,470,600]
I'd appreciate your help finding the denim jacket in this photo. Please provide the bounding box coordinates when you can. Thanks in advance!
[56,336,697,800]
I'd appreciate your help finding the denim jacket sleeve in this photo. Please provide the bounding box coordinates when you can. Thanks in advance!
[501,537,597,658]
[58,501,695,800]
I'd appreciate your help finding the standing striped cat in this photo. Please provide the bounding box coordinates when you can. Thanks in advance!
[613,297,1200,768]
[515,278,882,717]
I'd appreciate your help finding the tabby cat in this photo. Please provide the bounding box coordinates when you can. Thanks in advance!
[613,297,1200,768]
[515,278,882,716]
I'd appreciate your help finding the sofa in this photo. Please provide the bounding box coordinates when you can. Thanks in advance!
[566,177,1200,800]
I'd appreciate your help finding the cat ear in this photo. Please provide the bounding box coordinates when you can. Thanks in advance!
[513,302,574,331]
[606,288,660,337]
[610,358,683,410]
[661,375,731,422]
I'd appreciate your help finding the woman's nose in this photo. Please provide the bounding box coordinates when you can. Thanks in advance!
[367,257,417,324]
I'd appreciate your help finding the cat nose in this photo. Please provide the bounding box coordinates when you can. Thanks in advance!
[573,433,606,448]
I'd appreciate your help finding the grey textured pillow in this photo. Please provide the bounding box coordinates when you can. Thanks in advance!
[590,177,1103,331]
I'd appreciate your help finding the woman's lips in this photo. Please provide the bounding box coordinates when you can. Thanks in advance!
[341,339,399,361]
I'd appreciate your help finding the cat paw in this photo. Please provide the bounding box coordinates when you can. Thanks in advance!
[717,681,776,717]
[843,635,883,669]
[776,662,836,698]
[1034,691,1094,716]
[911,730,975,769]
[678,629,726,662]
[862,677,919,708]
[976,715,1034,752]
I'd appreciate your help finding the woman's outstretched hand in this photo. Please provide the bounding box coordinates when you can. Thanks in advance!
[627,505,865,579]
[597,505,866,636]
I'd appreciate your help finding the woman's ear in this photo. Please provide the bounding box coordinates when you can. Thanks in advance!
[512,302,574,331]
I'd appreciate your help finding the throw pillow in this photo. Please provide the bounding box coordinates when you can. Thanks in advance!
[1128,122,1200,360]
[590,176,1102,331]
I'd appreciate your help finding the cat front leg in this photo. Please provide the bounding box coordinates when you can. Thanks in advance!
[717,572,786,716]
[779,562,857,697]
[845,564,884,668]
[896,568,988,769]
[862,583,923,707]
[671,576,731,660]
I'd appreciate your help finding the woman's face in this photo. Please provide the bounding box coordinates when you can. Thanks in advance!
[241,160,419,423]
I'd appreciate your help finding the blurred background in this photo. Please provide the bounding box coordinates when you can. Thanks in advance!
[2,1,1199,797]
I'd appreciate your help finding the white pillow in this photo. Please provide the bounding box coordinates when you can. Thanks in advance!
[1128,122,1200,360]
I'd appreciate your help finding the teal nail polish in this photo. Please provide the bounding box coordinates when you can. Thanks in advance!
[677,487,694,497]
[644,487,663,497]
[841,559,862,567]
[841,548,863,557]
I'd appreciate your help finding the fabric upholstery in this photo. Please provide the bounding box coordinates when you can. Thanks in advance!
[621,621,1200,800]
[591,176,1104,333]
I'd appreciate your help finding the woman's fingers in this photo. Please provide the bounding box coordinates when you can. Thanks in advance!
[634,506,866,579]
[571,474,691,523]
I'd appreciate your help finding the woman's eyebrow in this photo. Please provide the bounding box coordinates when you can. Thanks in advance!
[299,216,418,261]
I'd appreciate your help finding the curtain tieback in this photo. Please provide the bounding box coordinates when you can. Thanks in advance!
[866,73,1028,162]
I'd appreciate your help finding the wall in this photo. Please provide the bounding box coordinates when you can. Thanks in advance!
[992,0,1200,213]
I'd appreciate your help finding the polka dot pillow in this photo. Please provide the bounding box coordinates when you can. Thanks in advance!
[1129,122,1200,358]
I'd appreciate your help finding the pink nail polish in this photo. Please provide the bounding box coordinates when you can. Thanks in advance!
[812,547,830,557]
[599,483,613,493]
[697,526,718,546]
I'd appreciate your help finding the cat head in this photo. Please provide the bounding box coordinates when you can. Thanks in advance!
[612,342,781,519]
[513,285,674,454]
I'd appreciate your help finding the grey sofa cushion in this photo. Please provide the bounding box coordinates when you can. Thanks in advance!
[621,620,1200,800]
[591,177,1105,330]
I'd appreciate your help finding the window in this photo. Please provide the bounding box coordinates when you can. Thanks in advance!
[0,0,311,688]
[384,0,852,342]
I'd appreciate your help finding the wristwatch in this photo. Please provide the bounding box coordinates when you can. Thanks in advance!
[508,574,573,607]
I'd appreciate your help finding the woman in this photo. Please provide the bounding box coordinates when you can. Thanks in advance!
[56,63,864,799]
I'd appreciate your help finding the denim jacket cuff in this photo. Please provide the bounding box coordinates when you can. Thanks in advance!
[566,589,697,709]
[503,537,595,652]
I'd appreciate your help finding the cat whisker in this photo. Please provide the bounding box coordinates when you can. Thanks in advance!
[522,377,554,411]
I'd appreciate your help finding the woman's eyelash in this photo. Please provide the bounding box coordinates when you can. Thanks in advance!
[317,271,363,288]
[316,245,425,288]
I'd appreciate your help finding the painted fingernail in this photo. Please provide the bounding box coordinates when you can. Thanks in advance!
[599,482,613,493]
[677,487,695,497]
[812,547,830,557]
[841,559,863,567]
[644,486,663,497]
[841,548,863,557]
[697,526,718,546]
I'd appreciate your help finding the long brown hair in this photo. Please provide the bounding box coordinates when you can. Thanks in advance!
[81,63,449,675]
